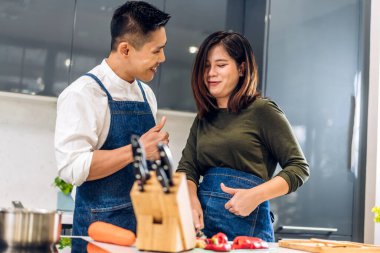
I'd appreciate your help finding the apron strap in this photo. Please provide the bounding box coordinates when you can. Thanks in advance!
[137,80,148,103]
[84,73,113,101]
[84,73,148,104]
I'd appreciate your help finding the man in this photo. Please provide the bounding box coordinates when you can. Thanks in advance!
[54,1,170,236]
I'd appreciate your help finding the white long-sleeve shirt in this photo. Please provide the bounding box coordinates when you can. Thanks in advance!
[55,59,157,186]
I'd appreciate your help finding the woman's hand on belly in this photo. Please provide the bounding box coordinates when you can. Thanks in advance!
[221,176,289,217]
[221,183,263,217]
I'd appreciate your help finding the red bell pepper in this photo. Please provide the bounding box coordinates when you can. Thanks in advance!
[231,236,269,250]
[211,232,229,245]
[205,243,231,252]
[200,232,231,252]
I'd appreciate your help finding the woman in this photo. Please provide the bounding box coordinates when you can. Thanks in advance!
[177,31,310,242]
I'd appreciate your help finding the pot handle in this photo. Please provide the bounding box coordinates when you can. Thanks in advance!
[12,200,24,209]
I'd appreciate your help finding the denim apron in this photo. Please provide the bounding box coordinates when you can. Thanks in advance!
[72,73,155,236]
[199,167,274,242]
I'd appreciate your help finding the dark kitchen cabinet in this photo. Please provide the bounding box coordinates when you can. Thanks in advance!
[0,0,245,112]
[157,0,244,112]
[0,0,75,96]
[259,0,368,242]
[71,0,245,112]
[69,0,164,93]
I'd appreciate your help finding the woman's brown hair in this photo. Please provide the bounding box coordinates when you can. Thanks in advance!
[191,31,259,117]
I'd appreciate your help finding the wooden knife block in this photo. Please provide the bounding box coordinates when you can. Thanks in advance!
[130,172,196,252]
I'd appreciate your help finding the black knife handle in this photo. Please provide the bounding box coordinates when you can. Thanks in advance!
[131,135,150,178]
[156,166,170,193]
[149,160,160,171]
[133,160,146,192]
[131,135,150,191]
[158,143,174,186]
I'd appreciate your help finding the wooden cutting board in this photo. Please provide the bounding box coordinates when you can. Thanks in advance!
[278,238,380,253]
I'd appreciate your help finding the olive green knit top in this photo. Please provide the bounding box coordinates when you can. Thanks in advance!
[177,98,310,193]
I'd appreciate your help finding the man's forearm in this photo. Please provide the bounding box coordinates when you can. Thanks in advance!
[87,144,134,181]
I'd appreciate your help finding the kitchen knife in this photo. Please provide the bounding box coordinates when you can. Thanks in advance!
[156,165,170,193]
[157,142,174,186]
[131,135,150,191]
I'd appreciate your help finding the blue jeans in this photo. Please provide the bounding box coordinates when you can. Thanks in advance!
[198,167,274,242]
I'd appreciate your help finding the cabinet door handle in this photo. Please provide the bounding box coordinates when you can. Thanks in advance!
[277,226,338,233]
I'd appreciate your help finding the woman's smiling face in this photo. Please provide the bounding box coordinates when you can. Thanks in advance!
[204,44,242,108]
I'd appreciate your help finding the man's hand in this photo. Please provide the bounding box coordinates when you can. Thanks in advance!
[139,116,169,160]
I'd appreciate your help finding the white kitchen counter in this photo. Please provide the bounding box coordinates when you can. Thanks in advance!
[58,236,307,253]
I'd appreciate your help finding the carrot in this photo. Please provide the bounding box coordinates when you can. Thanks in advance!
[86,242,109,253]
[88,221,136,246]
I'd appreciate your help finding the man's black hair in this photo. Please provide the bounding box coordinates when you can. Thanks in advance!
[110,1,170,51]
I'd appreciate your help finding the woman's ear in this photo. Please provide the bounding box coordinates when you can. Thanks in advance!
[238,62,246,76]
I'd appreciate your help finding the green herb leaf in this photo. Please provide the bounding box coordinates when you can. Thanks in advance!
[57,237,71,249]
[53,177,73,195]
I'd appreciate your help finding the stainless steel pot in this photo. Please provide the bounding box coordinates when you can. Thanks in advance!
[0,202,62,248]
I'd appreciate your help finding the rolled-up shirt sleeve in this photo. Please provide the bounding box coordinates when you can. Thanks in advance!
[54,82,107,186]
